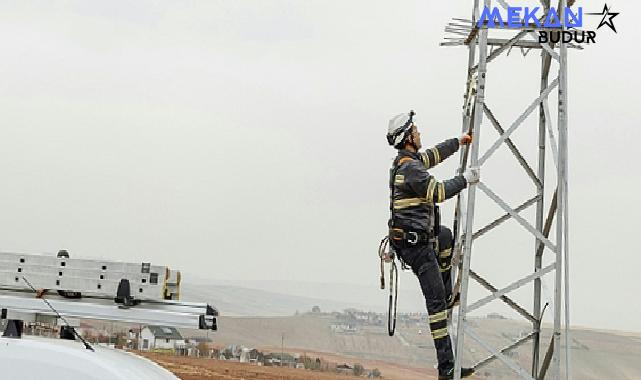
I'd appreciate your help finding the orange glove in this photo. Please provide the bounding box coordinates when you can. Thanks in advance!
[459,134,472,145]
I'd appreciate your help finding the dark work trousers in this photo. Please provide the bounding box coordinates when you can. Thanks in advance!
[393,225,455,374]
[437,226,454,303]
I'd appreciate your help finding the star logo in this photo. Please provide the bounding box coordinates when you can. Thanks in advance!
[587,4,620,33]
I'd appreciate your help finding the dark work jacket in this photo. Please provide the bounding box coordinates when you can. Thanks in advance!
[388,138,467,232]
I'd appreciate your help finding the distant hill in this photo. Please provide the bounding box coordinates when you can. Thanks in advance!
[183,314,641,380]
[181,276,428,316]
[179,279,641,379]
[180,282,383,316]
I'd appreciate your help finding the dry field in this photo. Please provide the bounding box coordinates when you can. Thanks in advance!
[131,314,641,379]
[140,351,453,380]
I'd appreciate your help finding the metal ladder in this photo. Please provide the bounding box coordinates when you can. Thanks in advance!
[0,251,218,337]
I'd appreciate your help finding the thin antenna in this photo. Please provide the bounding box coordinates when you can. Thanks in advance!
[21,276,95,351]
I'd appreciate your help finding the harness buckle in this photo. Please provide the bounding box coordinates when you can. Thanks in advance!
[407,231,418,245]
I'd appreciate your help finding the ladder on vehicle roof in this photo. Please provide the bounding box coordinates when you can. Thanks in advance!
[0,251,218,337]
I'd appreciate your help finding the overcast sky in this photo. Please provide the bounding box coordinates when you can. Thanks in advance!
[0,1,639,332]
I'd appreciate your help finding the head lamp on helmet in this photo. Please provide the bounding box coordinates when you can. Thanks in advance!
[387,110,415,148]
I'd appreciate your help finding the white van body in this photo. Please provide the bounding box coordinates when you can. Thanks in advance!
[0,335,179,380]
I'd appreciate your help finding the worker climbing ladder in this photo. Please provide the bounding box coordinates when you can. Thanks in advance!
[442,0,573,379]
[0,251,218,339]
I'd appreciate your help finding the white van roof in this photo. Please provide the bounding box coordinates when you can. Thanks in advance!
[0,335,178,380]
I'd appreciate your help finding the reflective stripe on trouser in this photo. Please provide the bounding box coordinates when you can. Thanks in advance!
[393,242,454,372]
[437,226,454,301]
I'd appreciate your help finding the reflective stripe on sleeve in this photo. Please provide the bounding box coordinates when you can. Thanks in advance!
[437,182,445,203]
[426,178,437,204]
[431,148,441,165]
[420,152,431,168]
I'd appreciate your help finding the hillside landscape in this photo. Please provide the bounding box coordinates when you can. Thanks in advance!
[177,281,641,380]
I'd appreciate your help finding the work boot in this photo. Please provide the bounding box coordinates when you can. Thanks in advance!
[438,366,475,379]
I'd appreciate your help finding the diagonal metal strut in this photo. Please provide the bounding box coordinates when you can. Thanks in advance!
[473,195,540,241]
[470,270,537,323]
[465,326,536,380]
[477,182,557,252]
[484,104,542,188]
[475,332,536,369]
[479,78,559,166]
[467,263,556,312]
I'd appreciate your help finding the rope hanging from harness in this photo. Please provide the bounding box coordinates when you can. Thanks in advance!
[378,236,398,336]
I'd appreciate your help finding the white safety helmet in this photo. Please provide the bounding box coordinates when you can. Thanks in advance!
[387,110,416,148]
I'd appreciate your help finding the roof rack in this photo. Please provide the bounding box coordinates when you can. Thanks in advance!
[0,251,218,338]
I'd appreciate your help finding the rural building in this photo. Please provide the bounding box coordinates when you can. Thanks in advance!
[139,326,185,351]
[240,348,263,363]
[330,321,357,333]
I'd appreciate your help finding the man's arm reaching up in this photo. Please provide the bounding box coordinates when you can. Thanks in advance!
[420,134,472,169]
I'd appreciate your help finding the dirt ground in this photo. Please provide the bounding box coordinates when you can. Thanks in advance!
[142,352,373,380]
[140,351,448,380]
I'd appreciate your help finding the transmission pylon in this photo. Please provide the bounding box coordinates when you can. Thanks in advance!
[441,1,573,379]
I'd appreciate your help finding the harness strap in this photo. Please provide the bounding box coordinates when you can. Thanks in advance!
[397,156,414,165]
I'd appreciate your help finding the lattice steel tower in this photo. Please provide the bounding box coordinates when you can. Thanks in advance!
[441,0,573,379]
